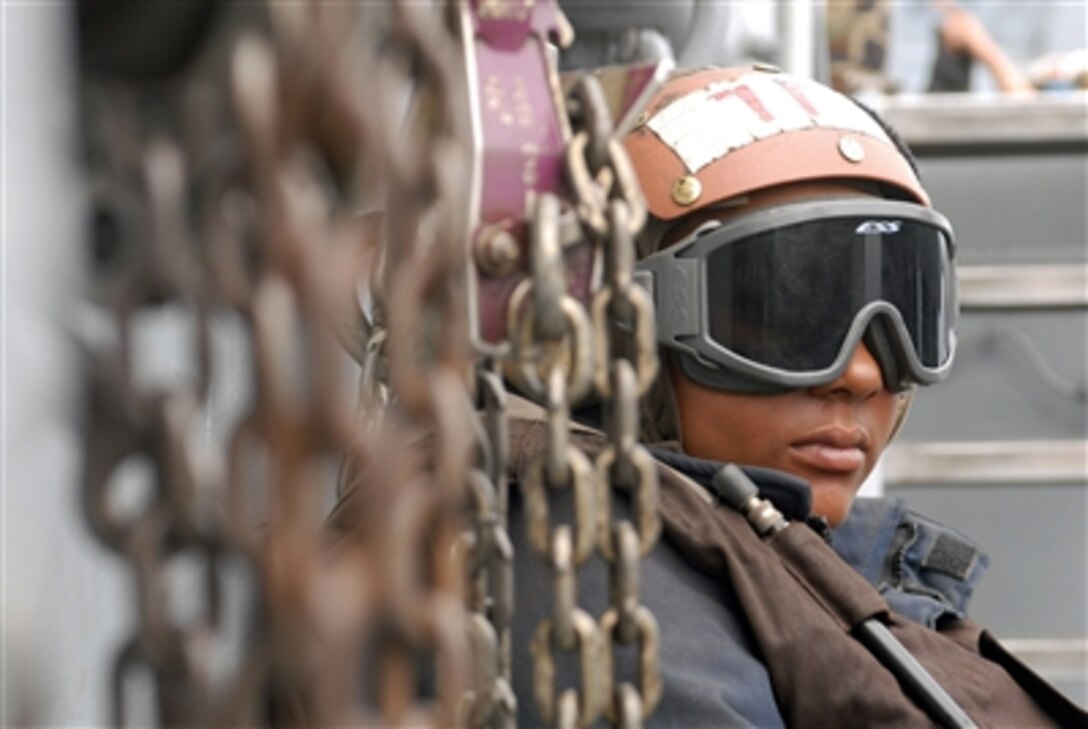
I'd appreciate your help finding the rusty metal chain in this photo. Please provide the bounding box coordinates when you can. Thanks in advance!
[513,70,662,727]
[573,74,663,729]
[510,191,602,728]
[463,364,517,728]
[80,2,480,726]
[79,1,661,727]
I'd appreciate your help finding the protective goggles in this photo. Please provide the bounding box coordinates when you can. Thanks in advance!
[635,199,958,393]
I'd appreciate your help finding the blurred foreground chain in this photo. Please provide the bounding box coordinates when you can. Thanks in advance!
[80,1,477,725]
[78,0,660,726]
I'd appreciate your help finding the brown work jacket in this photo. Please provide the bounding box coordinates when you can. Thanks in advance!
[657,458,1080,726]
[509,414,1084,727]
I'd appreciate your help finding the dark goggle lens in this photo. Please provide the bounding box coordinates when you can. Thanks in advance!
[704,216,954,373]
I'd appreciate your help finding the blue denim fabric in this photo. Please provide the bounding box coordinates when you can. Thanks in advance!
[832,497,990,628]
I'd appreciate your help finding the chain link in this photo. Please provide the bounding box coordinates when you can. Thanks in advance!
[463,365,517,728]
[518,191,605,726]
[80,2,661,726]
[80,2,479,725]
[517,70,662,727]
[573,73,663,727]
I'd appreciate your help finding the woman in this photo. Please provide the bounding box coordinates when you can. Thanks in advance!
[508,65,1082,727]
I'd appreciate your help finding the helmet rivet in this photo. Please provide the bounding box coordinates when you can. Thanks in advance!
[838,135,865,163]
[671,175,703,206]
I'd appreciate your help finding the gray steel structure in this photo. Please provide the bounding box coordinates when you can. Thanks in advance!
[877,93,1087,706]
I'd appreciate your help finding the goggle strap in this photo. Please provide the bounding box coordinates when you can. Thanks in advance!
[635,257,702,341]
[677,352,793,394]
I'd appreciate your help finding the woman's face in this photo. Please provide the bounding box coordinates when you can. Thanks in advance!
[664,182,905,527]
[671,343,900,528]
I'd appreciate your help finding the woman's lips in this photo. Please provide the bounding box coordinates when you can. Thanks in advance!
[789,428,869,473]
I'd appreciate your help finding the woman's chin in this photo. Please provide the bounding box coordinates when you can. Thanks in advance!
[808,478,863,527]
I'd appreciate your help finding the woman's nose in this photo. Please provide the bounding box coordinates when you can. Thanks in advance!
[810,342,885,400]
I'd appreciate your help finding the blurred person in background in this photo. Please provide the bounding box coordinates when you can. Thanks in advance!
[829,0,1034,96]
[926,0,1033,93]
[887,0,1086,94]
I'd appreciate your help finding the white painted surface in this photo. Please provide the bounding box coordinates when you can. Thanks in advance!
[2,3,128,725]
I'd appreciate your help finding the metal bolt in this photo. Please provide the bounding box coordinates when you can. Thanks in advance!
[838,135,865,163]
[474,226,521,277]
[671,175,702,207]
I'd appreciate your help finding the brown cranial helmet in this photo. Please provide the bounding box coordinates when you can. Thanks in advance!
[625,65,929,222]
[625,66,953,445]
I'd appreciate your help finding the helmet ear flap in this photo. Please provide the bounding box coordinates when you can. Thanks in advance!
[863,316,910,393]
[862,317,916,442]
[888,388,915,443]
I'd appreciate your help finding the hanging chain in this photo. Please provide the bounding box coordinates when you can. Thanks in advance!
[574,74,662,729]
[514,71,662,727]
[578,70,661,729]
[592,200,663,727]
[463,363,517,728]
[79,0,661,726]
[80,2,479,725]
[518,191,604,728]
